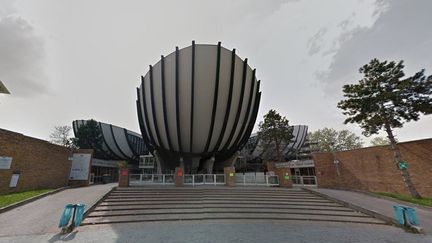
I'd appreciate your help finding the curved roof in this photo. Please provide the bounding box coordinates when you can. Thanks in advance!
[241,125,308,160]
[72,120,148,162]
[136,41,261,162]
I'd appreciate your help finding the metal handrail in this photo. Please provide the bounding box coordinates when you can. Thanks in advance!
[235,174,279,186]
[291,175,317,186]
[129,174,175,185]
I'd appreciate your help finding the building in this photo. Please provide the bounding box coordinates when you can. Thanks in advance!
[136,41,261,173]
[72,120,151,182]
[0,129,70,194]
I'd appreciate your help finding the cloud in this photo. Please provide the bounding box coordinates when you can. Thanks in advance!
[307,27,327,55]
[0,2,48,97]
[317,0,432,95]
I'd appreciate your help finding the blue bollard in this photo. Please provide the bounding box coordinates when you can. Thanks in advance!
[74,204,86,227]
[59,204,74,228]
[404,207,420,226]
[393,205,405,225]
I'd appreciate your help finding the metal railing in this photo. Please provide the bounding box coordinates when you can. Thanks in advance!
[129,173,280,187]
[183,174,225,186]
[292,175,317,186]
[129,174,175,186]
[235,173,279,186]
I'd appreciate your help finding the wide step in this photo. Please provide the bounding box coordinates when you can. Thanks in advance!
[82,187,386,226]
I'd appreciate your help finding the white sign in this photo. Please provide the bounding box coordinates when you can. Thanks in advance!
[9,174,20,187]
[0,156,12,169]
[92,159,118,168]
[69,153,91,180]
[275,160,315,168]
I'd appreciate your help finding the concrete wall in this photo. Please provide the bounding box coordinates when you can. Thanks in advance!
[0,129,71,194]
[312,138,432,197]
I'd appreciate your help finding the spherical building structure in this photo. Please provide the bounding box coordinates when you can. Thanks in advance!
[73,119,149,163]
[136,41,261,173]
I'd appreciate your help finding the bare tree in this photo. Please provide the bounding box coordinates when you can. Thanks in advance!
[49,125,73,147]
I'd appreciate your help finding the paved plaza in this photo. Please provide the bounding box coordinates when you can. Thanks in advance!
[310,188,432,234]
[1,185,432,242]
[1,219,432,243]
[0,183,115,236]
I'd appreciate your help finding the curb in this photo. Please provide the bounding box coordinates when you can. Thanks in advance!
[350,189,432,211]
[302,188,397,226]
[83,186,117,219]
[0,187,68,214]
[302,188,425,233]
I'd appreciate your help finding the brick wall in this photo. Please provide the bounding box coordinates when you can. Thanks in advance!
[0,129,71,194]
[312,138,432,197]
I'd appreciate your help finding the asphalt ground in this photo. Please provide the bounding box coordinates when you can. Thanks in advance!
[1,185,431,242]
[1,219,431,243]
[0,183,116,237]
[310,188,432,234]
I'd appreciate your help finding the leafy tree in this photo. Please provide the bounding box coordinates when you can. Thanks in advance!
[370,136,392,146]
[337,58,432,198]
[49,125,73,147]
[72,119,104,157]
[308,128,363,152]
[257,109,294,162]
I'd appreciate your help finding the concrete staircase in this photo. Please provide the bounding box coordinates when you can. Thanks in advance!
[82,187,386,225]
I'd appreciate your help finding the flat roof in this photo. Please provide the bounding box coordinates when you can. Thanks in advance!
[0,80,10,94]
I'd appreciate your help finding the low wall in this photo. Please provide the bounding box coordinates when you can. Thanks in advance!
[0,129,71,194]
[312,138,432,197]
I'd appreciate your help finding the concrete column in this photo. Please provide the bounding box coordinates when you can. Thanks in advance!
[118,168,129,187]
[153,151,163,174]
[190,158,200,174]
[224,166,236,187]
[273,167,293,188]
[202,157,215,174]
[175,167,184,187]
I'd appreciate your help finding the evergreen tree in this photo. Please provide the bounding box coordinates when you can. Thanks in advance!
[337,58,432,198]
[258,110,294,162]
[72,119,104,158]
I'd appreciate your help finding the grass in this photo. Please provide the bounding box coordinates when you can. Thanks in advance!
[0,189,53,208]
[375,192,432,207]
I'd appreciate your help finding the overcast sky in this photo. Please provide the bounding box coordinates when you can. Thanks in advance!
[1,0,431,144]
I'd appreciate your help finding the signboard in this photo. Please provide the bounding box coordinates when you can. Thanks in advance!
[0,156,12,169]
[92,159,118,168]
[121,169,129,176]
[9,173,20,187]
[229,172,234,177]
[69,153,91,180]
[275,160,315,169]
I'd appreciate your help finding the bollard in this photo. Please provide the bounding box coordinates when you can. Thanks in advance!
[393,205,422,233]
[59,204,74,228]
[59,203,86,234]
[404,207,420,226]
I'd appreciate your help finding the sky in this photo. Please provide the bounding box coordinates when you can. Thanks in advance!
[0,0,431,145]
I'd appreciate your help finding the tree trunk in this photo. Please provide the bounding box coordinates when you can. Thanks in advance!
[275,141,281,162]
[385,124,422,199]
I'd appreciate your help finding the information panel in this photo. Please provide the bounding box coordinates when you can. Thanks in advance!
[0,156,12,169]
[69,153,91,180]
[9,173,20,187]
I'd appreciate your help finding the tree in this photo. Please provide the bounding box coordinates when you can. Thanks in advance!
[72,119,104,156]
[49,125,73,147]
[337,58,432,198]
[370,136,392,146]
[257,109,294,162]
[308,128,363,152]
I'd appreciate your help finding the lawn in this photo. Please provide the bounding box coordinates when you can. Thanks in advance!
[0,189,53,208]
[375,192,432,207]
